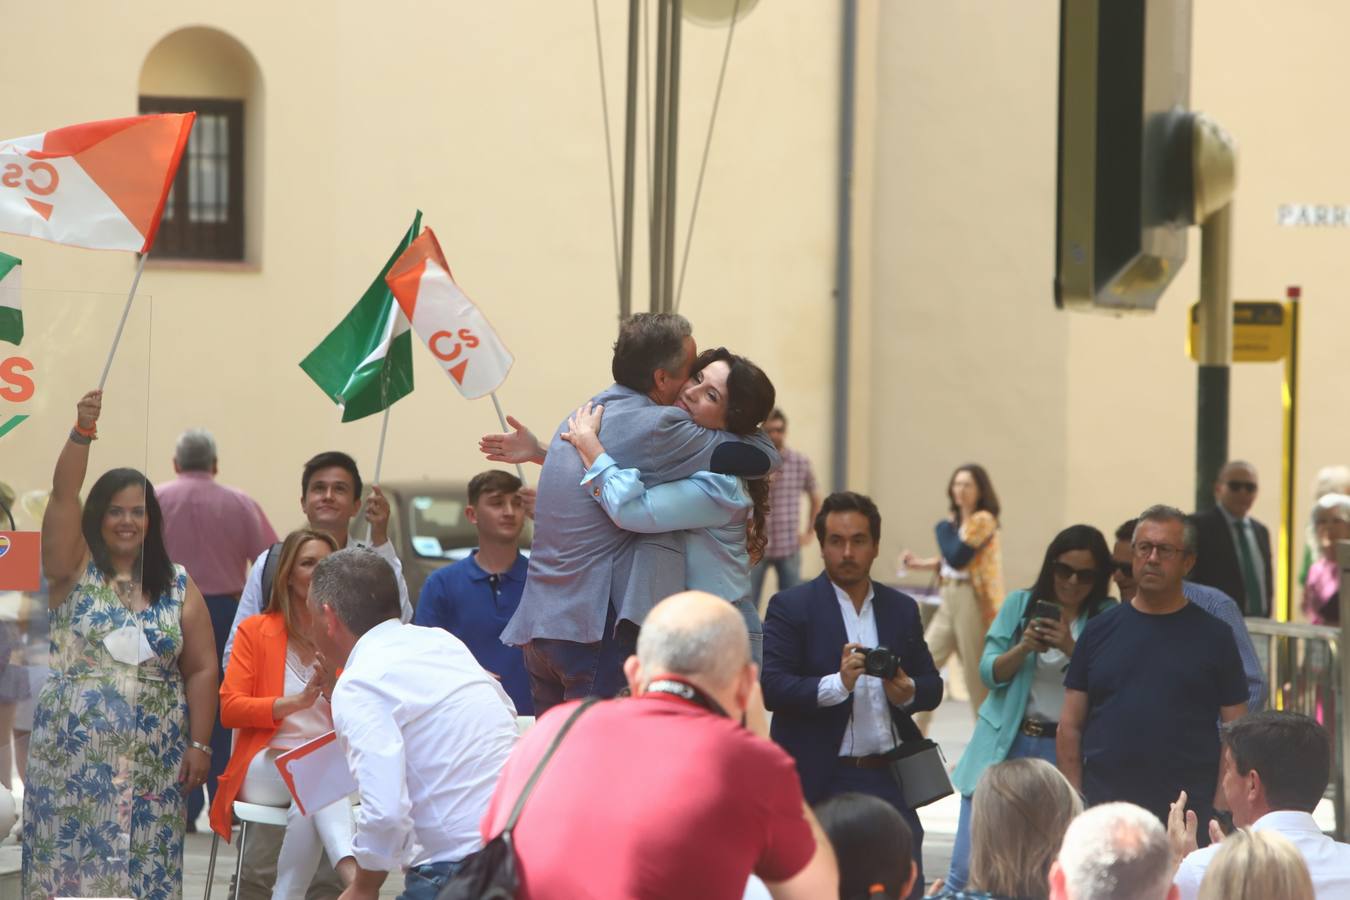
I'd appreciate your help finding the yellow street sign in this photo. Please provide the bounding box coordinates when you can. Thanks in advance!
[1187,301,1290,362]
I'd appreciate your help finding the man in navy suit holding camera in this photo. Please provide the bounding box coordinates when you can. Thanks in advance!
[762,491,943,900]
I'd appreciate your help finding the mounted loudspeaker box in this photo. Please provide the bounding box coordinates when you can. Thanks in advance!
[1055,0,1197,314]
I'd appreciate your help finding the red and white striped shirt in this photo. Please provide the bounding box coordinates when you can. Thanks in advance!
[765,447,818,560]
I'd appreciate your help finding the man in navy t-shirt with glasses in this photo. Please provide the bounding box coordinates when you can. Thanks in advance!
[1058,505,1248,842]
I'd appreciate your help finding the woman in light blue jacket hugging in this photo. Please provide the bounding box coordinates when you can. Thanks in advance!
[942,524,1115,893]
[560,347,776,663]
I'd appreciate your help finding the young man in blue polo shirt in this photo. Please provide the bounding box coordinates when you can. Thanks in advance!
[414,470,533,714]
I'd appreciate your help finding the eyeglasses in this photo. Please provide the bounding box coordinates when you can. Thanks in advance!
[1111,560,1134,576]
[1051,561,1098,584]
[1225,480,1258,493]
[1132,542,1185,561]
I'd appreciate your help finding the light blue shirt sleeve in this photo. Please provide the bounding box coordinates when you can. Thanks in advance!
[1184,581,1267,711]
[579,452,740,533]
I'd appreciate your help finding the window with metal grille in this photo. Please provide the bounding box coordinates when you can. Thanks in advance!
[138,97,245,260]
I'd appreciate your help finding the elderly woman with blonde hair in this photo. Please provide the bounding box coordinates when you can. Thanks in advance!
[931,758,1081,900]
[1197,829,1313,900]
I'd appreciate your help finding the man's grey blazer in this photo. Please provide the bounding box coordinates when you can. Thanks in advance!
[501,384,778,646]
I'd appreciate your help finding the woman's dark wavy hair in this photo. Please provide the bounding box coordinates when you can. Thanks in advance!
[815,792,914,900]
[689,347,776,563]
[948,463,1000,524]
[81,468,175,604]
[1026,524,1114,618]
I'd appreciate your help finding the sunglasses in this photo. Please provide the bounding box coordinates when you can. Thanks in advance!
[1226,480,1257,493]
[1051,561,1098,584]
[1111,560,1133,576]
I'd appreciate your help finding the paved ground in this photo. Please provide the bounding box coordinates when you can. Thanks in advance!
[182,829,406,899]
[914,697,971,888]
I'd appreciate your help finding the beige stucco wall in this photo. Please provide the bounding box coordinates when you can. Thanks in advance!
[866,0,1344,613]
[2,1,841,585]
[864,1,1070,592]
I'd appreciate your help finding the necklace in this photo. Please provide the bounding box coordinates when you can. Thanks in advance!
[112,577,144,611]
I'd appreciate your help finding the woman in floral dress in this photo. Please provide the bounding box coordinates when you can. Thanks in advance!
[22,389,218,900]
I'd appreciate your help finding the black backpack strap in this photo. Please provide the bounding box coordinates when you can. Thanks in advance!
[259,542,283,609]
[503,697,600,834]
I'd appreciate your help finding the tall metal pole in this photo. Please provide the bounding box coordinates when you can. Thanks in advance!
[651,0,671,312]
[1277,285,1300,621]
[831,0,857,492]
[1194,202,1233,513]
[619,0,640,323]
[661,0,682,311]
[1338,540,1350,838]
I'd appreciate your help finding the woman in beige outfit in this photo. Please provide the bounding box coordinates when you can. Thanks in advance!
[903,464,1004,726]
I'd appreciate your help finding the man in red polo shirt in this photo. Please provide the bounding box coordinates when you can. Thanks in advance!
[481,591,836,900]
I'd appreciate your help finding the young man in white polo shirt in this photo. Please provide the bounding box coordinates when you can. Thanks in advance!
[1170,711,1350,899]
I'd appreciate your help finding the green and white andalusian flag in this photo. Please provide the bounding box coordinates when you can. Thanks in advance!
[0,253,20,346]
[299,212,420,422]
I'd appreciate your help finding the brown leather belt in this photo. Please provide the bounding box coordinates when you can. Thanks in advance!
[838,754,892,770]
[1020,719,1058,738]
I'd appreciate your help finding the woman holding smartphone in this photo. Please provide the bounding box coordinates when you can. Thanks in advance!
[938,524,1115,894]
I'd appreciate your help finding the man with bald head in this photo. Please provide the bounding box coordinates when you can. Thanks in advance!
[481,591,837,900]
[1190,460,1273,617]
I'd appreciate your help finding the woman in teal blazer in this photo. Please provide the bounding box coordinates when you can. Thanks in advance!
[942,525,1115,893]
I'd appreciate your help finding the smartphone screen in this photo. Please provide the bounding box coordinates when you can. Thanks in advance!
[1031,600,1062,622]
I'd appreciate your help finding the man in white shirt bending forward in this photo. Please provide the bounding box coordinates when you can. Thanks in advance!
[1169,711,1350,900]
[308,548,519,900]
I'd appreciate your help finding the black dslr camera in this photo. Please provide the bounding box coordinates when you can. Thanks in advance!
[855,646,900,680]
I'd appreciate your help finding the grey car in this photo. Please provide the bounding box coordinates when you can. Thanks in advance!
[351,480,532,609]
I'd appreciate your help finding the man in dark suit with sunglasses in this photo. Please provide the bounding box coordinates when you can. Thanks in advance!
[1189,461,1273,618]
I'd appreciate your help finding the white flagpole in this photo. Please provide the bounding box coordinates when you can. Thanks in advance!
[490,391,527,484]
[364,399,393,545]
[97,253,149,390]
[372,404,391,484]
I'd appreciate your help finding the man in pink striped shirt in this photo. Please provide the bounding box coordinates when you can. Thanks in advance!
[157,428,277,830]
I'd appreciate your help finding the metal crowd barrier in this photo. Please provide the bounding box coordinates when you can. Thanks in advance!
[1244,616,1343,839]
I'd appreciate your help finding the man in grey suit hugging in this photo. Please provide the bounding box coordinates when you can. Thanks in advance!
[480,313,778,714]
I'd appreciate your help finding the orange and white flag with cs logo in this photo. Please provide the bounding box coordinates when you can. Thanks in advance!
[0,113,194,253]
[0,531,39,592]
[384,227,514,400]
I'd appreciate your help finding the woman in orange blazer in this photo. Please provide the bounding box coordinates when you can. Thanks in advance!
[211,528,356,899]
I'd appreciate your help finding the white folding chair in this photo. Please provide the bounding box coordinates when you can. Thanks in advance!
[203,799,290,900]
